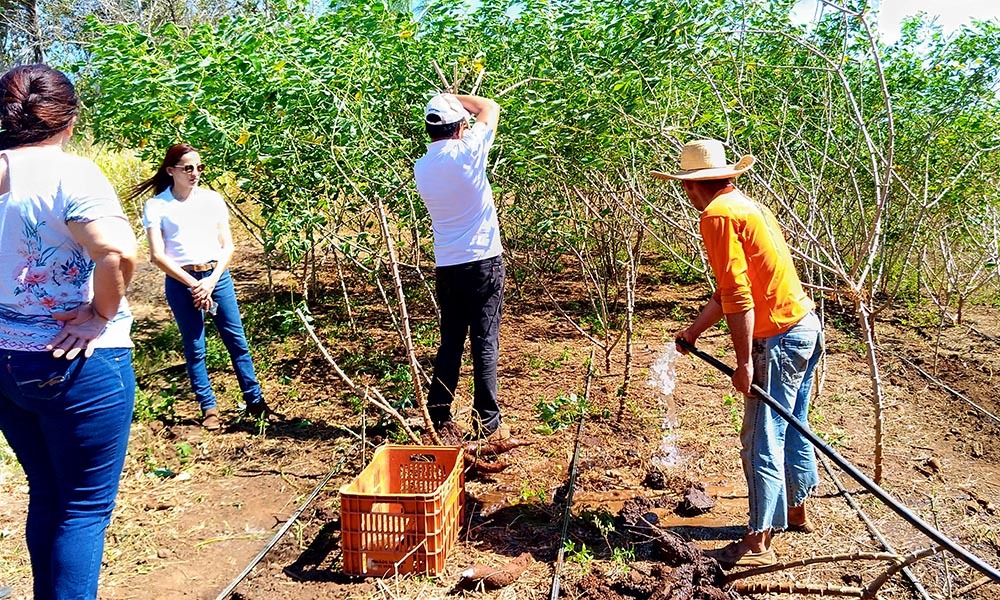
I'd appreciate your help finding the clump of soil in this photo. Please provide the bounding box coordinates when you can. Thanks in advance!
[563,495,731,600]
[676,484,715,516]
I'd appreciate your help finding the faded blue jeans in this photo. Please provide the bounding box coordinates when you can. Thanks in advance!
[741,311,824,533]
[164,269,263,412]
[0,348,135,600]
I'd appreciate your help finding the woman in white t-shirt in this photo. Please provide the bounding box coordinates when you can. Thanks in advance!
[0,64,138,600]
[129,143,270,430]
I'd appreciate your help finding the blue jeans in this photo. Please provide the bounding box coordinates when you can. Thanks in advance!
[164,269,263,411]
[741,311,823,533]
[427,256,504,436]
[0,348,135,600]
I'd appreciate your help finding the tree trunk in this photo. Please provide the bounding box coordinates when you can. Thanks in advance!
[856,299,886,483]
[375,195,439,445]
[25,0,43,62]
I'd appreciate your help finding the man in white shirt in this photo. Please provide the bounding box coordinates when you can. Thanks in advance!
[414,93,508,443]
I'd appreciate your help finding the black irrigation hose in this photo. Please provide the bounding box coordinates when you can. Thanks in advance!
[897,355,1000,426]
[817,453,932,600]
[214,443,359,600]
[550,351,595,600]
[549,408,585,600]
[675,337,1000,584]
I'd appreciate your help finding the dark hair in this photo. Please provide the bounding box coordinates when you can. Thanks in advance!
[426,120,462,141]
[690,178,735,195]
[0,64,78,150]
[127,142,198,202]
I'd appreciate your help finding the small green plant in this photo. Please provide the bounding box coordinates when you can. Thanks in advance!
[133,386,177,423]
[267,303,309,338]
[581,507,616,540]
[0,435,17,469]
[526,348,572,373]
[534,392,588,434]
[558,346,572,363]
[346,394,364,414]
[723,393,741,433]
[519,480,547,503]
[610,545,635,575]
[131,322,184,377]
[564,540,594,567]
[387,423,412,444]
[809,403,826,426]
[831,393,856,406]
[668,304,687,322]
[580,312,608,336]
[175,442,193,465]
[411,320,438,348]
[657,254,702,285]
[141,447,157,473]
[816,426,847,448]
[898,304,940,328]
[205,333,229,371]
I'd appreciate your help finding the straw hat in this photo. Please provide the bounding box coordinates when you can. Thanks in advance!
[651,139,755,181]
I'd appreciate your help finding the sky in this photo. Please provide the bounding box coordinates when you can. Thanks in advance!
[792,0,1000,43]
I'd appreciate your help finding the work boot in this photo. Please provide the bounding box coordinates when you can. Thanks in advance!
[244,400,282,421]
[482,422,511,442]
[435,421,466,446]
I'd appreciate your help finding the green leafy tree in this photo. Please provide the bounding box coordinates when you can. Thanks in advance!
[1,0,43,62]
[76,0,1000,469]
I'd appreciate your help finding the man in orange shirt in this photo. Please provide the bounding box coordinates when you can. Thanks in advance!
[653,139,824,567]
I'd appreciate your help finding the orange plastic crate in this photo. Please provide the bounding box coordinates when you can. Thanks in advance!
[340,445,465,577]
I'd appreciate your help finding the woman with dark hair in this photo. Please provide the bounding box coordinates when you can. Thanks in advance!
[0,64,138,599]
[128,143,270,430]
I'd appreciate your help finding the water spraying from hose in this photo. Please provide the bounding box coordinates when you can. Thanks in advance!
[648,343,681,467]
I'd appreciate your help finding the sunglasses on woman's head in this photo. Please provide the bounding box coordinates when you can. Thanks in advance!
[174,164,205,174]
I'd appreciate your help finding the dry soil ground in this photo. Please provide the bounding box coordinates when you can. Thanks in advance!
[2,244,1000,600]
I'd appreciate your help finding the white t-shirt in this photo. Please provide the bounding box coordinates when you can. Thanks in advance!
[142,186,228,266]
[0,146,133,350]
[413,122,503,267]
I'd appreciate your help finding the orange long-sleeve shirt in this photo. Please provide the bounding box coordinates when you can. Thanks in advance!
[700,191,814,339]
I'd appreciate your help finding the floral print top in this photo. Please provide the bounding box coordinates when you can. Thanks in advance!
[0,146,133,351]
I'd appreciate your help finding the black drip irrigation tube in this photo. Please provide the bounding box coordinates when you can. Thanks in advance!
[675,337,1000,584]
[550,405,585,600]
[550,349,595,600]
[213,443,359,600]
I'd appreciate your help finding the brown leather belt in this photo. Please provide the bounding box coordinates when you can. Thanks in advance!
[181,261,217,273]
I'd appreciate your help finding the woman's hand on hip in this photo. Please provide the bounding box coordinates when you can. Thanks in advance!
[46,304,109,360]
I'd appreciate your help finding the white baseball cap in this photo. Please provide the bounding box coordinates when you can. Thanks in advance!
[424,93,471,125]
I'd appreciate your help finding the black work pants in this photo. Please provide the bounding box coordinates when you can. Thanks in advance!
[427,255,504,436]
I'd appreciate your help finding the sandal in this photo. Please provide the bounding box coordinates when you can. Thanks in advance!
[787,503,814,533]
[705,542,777,567]
[787,519,815,533]
[202,408,221,431]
